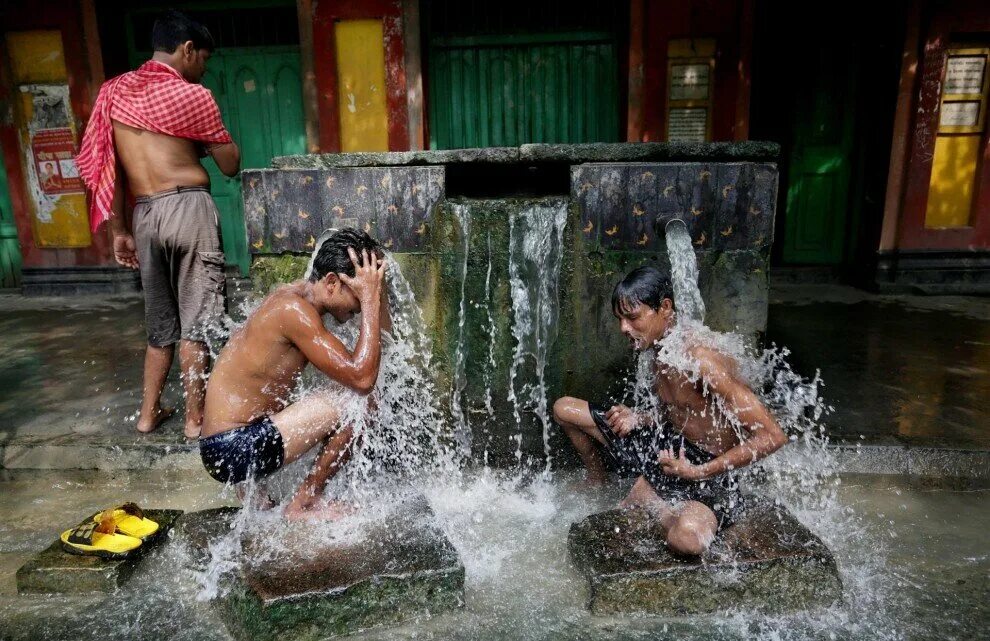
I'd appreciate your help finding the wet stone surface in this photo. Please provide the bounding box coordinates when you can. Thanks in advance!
[568,501,842,615]
[15,509,183,595]
[214,497,465,641]
[171,506,241,571]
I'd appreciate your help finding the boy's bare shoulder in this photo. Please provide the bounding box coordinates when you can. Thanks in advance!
[251,285,321,331]
[686,343,736,376]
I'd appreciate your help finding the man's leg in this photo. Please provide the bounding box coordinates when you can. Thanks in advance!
[137,344,176,433]
[553,396,609,483]
[271,389,348,464]
[284,425,356,520]
[178,339,209,439]
[619,477,717,556]
[134,199,180,435]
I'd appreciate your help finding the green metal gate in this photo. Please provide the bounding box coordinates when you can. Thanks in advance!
[428,33,620,149]
[0,141,22,289]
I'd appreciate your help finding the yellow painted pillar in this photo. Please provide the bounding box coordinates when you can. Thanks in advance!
[4,30,91,247]
[334,19,389,152]
[924,48,990,229]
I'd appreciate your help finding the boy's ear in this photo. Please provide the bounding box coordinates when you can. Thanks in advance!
[322,272,339,291]
[660,298,674,316]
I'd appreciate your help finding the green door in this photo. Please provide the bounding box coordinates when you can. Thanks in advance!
[0,142,23,289]
[782,46,857,264]
[428,34,620,149]
[200,48,306,274]
[127,47,305,275]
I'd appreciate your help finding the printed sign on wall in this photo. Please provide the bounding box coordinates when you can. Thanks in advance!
[31,128,83,195]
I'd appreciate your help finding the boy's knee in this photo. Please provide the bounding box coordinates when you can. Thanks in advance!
[553,396,579,425]
[666,515,715,557]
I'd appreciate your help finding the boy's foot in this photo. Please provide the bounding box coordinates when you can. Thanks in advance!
[183,421,202,440]
[136,405,176,434]
[285,499,356,522]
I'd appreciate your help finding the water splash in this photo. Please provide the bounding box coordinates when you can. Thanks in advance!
[506,199,568,473]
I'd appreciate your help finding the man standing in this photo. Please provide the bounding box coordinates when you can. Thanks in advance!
[79,11,240,438]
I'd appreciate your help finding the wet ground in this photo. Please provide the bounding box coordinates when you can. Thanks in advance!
[0,468,986,641]
[767,285,990,449]
[1,284,987,456]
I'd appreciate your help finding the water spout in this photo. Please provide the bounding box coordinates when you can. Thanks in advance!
[663,218,706,325]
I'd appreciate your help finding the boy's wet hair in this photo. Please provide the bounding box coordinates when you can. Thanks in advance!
[309,228,380,282]
[611,266,674,316]
[152,10,216,53]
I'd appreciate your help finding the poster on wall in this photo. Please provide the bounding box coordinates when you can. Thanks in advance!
[945,55,987,95]
[31,128,83,195]
[667,108,708,142]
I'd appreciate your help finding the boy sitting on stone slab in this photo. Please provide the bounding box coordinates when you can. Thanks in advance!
[199,229,388,520]
[553,266,788,556]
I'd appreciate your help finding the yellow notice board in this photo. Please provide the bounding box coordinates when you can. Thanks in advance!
[335,20,389,152]
[4,30,91,247]
[925,47,990,229]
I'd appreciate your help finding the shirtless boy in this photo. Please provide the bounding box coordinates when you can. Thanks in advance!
[553,266,789,556]
[199,229,386,520]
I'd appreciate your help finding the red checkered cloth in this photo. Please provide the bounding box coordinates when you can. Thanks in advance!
[78,60,232,232]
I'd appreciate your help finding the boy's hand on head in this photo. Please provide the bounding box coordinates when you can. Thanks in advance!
[339,247,387,304]
[605,404,639,437]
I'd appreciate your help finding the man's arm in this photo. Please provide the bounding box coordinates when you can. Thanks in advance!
[661,347,788,480]
[284,249,386,394]
[208,142,240,177]
[108,160,139,269]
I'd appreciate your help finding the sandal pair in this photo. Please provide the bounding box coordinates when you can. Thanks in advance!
[59,503,159,559]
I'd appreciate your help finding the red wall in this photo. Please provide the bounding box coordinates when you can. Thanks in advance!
[898,0,990,251]
[631,0,751,143]
[312,0,410,153]
[0,0,113,269]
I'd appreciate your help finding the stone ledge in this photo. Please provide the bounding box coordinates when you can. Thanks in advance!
[271,142,781,169]
[569,501,841,615]
[15,509,183,595]
[0,435,198,470]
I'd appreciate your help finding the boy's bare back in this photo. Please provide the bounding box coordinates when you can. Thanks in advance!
[202,285,319,436]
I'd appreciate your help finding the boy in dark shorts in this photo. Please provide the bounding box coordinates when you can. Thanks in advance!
[553,267,788,556]
[199,229,387,520]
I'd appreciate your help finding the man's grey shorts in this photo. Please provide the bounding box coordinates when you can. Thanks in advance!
[134,186,227,347]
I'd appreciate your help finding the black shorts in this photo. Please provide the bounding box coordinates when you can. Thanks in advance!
[199,416,285,484]
[588,402,745,529]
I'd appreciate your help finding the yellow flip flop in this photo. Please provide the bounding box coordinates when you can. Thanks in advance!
[93,503,159,540]
[60,514,142,559]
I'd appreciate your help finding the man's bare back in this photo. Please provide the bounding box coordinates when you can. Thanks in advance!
[113,122,210,195]
[203,284,318,436]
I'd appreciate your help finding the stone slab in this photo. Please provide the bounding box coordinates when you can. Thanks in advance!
[171,506,242,571]
[568,501,841,615]
[570,162,778,252]
[270,142,780,169]
[15,509,183,595]
[215,496,464,640]
[242,166,445,254]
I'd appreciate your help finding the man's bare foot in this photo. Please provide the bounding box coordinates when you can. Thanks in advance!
[136,405,176,434]
[284,499,356,522]
[236,484,276,510]
[183,420,202,440]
